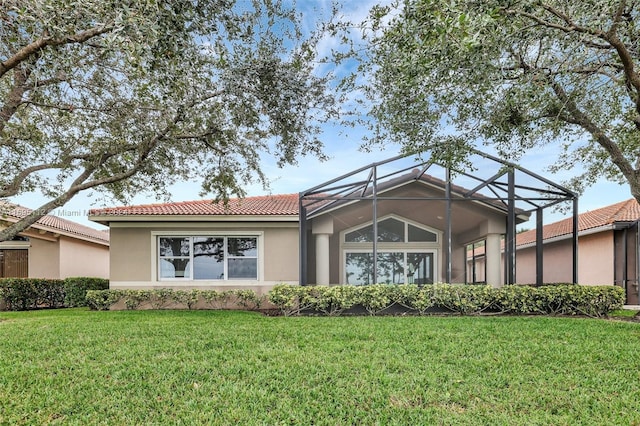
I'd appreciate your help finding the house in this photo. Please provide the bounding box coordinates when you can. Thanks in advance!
[89,153,578,296]
[514,198,640,305]
[0,202,109,279]
[89,194,300,295]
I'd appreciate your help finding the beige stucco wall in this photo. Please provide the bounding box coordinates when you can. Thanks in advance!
[28,237,60,279]
[263,226,299,282]
[110,227,152,281]
[58,236,109,279]
[516,230,614,285]
[108,222,299,290]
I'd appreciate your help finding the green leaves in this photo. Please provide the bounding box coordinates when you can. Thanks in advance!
[267,283,624,317]
[360,0,640,198]
[0,0,340,240]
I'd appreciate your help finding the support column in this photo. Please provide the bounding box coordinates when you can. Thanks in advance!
[315,233,330,285]
[312,215,334,285]
[485,233,502,288]
[505,170,516,284]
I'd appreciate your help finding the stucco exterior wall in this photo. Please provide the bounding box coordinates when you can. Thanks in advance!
[576,231,615,285]
[263,226,299,283]
[58,236,109,279]
[108,222,299,290]
[110,227,152,281]
[516,230,614,285]
[28,237,60,279]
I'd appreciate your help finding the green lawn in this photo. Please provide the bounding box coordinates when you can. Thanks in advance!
[1,309,639,425]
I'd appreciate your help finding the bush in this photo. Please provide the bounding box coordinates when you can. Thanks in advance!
[267,283,625,318]
[432,284,495,315]
[0,277,109,311]
[63,277,109,307]
[268,284,306,316]
[0,278,65,311]
[75,283,627,317]
[84,288,265,311]
[86,290,123,311]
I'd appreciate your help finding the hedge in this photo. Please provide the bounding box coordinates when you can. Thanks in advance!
[85,289,265,311]
[4,281,626,317]
[267,283,625,318]
[84,283,625,318]
[0,277,109,311]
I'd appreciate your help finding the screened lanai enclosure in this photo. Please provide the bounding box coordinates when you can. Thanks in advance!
[298,149,578,287]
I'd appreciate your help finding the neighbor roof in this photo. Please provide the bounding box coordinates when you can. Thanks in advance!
[517,198,640,246]
[0,202,109,245]
[89,193,300,223]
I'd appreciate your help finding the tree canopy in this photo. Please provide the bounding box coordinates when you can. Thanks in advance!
[359,0,640,202]
[0,0,339,240]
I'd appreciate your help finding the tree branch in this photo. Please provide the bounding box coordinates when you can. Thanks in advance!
[0,162,65,198]
[547,76,639,185]
[608,0,628,36]
[0,66,33,134]
[0,24,113,79]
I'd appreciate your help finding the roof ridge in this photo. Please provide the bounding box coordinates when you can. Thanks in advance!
[92,193,299,211]
[607,198,636,222]
[89,193,301,218]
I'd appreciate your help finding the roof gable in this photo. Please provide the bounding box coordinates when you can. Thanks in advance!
[1,202,109,245]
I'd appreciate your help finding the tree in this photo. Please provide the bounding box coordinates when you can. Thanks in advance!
[358,0,640,203]
[0,0,339,240]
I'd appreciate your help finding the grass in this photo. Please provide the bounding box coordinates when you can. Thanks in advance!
[610,308,640,318]
[1,309,639,425]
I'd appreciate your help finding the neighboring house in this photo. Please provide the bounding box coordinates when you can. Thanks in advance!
[514,198,640,305]
[0,202,109,279]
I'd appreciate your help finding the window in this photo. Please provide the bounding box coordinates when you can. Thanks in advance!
[345,251,434,285]
[342,216,439,285]
[158,236,258,280]
[465,240,486,284]
[345,217,437,243]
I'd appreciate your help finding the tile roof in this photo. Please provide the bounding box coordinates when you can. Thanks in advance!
[516,198,640,246]
[0,202,109,244]
[89,193,300,217]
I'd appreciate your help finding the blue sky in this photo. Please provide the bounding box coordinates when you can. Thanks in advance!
[11,0,634,229]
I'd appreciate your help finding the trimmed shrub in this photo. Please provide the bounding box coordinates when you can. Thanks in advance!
[432,284,495,315]
[0,278,65,311]
[173,289,201,310]
[232,289,265,311]
[0,277,109,311]
[63,277,109,307]
[269,284,300,316]
[267,283,624,318]
[307,285,360,316]
[84,288,265,311]
[82,284,624,317]
[86,290,122,311]
[201,290,230,310]
[357,284,394,315]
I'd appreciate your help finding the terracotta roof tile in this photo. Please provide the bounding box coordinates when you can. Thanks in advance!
[1,202,109,243]
[516,198,640,246]
[89,193,300,217]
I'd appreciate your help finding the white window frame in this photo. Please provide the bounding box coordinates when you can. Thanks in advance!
[340,215,442,284]
[343,214,440,245]
[343,249,438,285]
[152,231,263,282]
